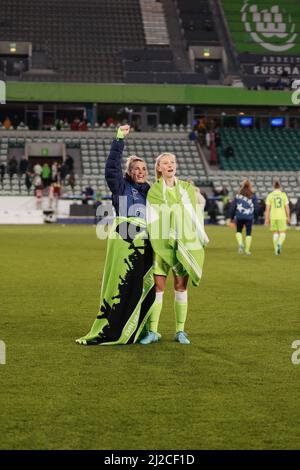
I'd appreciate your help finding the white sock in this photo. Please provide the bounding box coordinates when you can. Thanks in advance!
[174,291,188,303]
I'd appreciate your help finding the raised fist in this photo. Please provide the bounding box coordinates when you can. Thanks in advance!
[119,124,130,136]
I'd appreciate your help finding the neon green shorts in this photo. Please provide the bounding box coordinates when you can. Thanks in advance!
[270,219,287,232]
[153,253,187,277]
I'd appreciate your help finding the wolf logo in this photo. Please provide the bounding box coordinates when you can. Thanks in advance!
[241,1,297,52]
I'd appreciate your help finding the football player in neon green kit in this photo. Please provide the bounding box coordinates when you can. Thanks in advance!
[140,152,208,345]
[265,180,290,255]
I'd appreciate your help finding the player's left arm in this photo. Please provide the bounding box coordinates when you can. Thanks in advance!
[283,193,290,224]
[285,202,290,224]
[265,204,270,226]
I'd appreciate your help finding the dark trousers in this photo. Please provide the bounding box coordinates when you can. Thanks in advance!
[236,219,253,236]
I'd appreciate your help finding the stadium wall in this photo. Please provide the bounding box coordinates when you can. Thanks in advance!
[6,82,295,106]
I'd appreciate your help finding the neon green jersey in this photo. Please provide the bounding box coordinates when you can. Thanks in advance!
[266,190,289,220]
[166,185,178,206]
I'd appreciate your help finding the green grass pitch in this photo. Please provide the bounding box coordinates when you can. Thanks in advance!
[0,224,299,450]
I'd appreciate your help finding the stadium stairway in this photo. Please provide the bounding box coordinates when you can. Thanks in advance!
[161,0,193,73]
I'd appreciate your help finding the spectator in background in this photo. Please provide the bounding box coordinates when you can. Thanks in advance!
[94,190,102,223]
[78,119,88,131]
[264,76,277,90]
[33,173,42,188]
[62,117,69,129]
[82,184,94,204]
[222,187,231,217]
[25,171,33,195]
[71,117,80,131]
[221,185,229,197]
[48,182,61,210]
[215,131,221,147]
[3,116,12,130]
[8,156,18,179]
[205,131,211,149]
[224,145,234,158]
[209,133,217,165]
[197,117,207,146]
[57,163,61,182]
[55,119,62,131]
[33,162,42,176]
[51,162,58,183]
[19,157,29,176]
[0,163,5,186]
[213,185,222,197]
[255,198,266,224]
[17,121,26,130]
[276,71,290,90]
[188,130,197,141]
[65,154,74,174]
[295,197,300,226]
[206,198,219,224]
[30,113,40,130]
[41,163,51,188]
[106,116,115,127]
[34,175,43,209]
[59,162,68,183]
[68,172,75,194]
[11,114,20,129]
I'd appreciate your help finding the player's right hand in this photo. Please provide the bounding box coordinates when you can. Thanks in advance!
[226,219,235,228]
[119,124,130,136]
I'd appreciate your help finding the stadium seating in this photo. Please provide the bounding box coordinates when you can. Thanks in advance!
[209,172,300,199]
[176,0,220,45]
[0,133,206,196]
[0,0,145,83]
[217,128,300,173]
[0,0,207,84]
[1,130,300,200]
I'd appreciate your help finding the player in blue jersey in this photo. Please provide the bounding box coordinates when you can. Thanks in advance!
[229,179,258,256]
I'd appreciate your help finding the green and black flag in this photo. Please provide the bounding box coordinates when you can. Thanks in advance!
[76,216,155,345]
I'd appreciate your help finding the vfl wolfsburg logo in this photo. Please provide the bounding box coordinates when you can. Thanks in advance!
[241,1,297,52]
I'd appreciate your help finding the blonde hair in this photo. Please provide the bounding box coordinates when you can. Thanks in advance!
[125,155,148,178]
[154,152,176,180]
